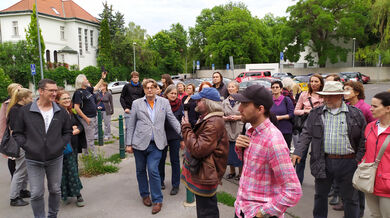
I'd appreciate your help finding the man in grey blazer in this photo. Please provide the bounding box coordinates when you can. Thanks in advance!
[125,78,181,215]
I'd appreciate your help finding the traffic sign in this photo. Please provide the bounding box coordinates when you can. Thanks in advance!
[30,64,36,76]
[226,64,230,70]
[280,52,284,61]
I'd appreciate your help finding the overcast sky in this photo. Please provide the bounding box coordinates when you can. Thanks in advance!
[0,0,295,35]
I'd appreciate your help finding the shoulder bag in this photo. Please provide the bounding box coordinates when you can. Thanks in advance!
[293,97,313,132]
[352,134,390,193]
[0,126,20,158]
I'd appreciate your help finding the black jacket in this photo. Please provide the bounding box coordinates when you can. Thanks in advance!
[13,101,72,162]
[7,103,23,130]
[165,104,183,141]
[213,82,228,100]
[120,82,144,110]
[182,95,199,128]
[70,112,87,153]
[293,104,366,179]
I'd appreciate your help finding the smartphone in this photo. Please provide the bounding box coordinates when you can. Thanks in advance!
[101,66,105,72]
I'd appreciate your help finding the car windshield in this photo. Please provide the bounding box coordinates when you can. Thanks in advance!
[341,72,358,78]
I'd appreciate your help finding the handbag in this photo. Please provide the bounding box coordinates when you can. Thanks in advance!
[293,97,313,132]
[352,134,390,193]
[63,143,73,155]
[0,126,20,158]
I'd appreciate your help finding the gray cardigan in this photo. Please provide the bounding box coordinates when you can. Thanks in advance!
[96,91,114,115]
[125,96,181,150]
[222,97,244,141]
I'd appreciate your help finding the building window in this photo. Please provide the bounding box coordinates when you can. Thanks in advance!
[78,28,82,55]
[90,30,93,47]
[61,54,65,63]
[46,50,50,62]
[84,29,88,52]
[60,26,65,40]
[12,21,19,36]
[54,51,58,63]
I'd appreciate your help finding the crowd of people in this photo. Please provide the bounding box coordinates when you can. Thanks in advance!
[0,70,389,218]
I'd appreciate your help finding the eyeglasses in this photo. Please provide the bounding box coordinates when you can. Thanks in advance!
[271,86,280,89]
[60,97,71,100]
[44,89,58,93]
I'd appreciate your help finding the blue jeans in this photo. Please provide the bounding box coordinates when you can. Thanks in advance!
[313,158,359,218]
[26,155,63,218]
[133,143,163,203]
[158,139,181,188]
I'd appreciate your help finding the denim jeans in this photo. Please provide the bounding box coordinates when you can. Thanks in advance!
[26,155,63,218]
[313,158,359,218]
[158,139,181,188]
[133,142,163,203]
[10,149,28,199]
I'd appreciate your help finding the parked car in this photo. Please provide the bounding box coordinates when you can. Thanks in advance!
[235,71,272,83]
[361,74,370,84]
[272,72,295,80]
[108,81,129,94]
[294,75,310,92]
[239,79,272,91]
[339,72,363,83]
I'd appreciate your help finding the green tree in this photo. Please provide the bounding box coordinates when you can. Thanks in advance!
[126,22,147,43]
[97,16,113,71]
[25,4,45,72]
[0,68,13,101]
[286,0,370,67]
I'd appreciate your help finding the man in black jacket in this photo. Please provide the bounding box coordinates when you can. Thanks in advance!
[120,71,144,141]
[14,79,72,218]
[292,81,366,218]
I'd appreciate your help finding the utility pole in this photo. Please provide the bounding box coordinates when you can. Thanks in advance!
[35,0,44,79]
[133,42,136,71]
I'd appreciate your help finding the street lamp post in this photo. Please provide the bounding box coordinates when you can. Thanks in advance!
[133,42,136,71]
[35,0,44,79]
[352,38,356,68]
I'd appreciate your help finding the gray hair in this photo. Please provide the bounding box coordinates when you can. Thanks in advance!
[228,80,239,91]
[282,77,295,91]
[75,74,86,89]
[204,98,223,113]
[163,84,177,98]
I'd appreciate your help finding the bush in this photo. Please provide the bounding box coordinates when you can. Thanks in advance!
[0,68,13,101]
[79,151,121,177]
[216,191,236,207]
[81,66,101,85]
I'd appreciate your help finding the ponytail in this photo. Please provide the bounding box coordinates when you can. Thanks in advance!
[6,88,32,117]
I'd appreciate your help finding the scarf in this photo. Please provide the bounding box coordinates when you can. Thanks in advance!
[131,80,140,86]
[273,95,284,106]
[170,98,181,112]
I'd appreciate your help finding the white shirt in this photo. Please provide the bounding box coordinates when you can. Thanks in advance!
[378,125,387,136]
[40,108,54,133]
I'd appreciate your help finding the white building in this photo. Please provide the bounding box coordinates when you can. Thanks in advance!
[0,0,99,69]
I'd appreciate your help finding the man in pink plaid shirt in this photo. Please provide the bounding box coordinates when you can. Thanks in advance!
[231,85,302,218]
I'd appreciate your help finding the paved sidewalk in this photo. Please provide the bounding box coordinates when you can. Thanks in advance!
[0,118,371,218]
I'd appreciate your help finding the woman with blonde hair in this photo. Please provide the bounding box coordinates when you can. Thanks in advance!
[6,88,33,206]
[0,83,22,178]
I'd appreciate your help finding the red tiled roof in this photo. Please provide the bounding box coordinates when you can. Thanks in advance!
[1,0,99,24]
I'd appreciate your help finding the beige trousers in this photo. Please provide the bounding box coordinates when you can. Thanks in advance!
[366,193,390,218]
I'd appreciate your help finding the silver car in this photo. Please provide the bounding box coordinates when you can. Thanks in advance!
[108,81,128,94]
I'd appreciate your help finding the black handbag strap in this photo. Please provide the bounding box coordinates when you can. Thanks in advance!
[308,96,314,108]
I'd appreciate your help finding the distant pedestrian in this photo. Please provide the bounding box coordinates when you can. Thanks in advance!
[212,72,228,99]
[182,83,199,128]
[56,90,85,207]
[6,88,33,207]
[176,82,187,101]
[73,71,106,156]
[158,84,183,195]
[222,81,244,180]
[232,85,302,218]
[292,81,366,218]
[270,80,295,149]
[125,79,180,215]
[181,87,229,218]
[96,82,114,140]
[0,83,22,178]
[13,79,72,218]
[199,81,212,92]
[362,91,390,218]
[161,74,174,94]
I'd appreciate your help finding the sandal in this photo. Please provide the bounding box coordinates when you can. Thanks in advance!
[226,173,236,179]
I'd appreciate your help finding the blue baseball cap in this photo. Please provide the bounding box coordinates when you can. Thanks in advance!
[191,87,221,102]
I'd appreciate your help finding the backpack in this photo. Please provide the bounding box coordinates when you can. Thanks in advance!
[282,88,296,106]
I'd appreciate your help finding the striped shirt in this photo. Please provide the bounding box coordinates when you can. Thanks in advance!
[234,119,302,218]
[323,102,354,155]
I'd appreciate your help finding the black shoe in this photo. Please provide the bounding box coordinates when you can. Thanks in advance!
[161,183,165,190]
[19,190,31,198]
[329,195,340,205]
[170,187,179,195]
[10,197,29,206]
